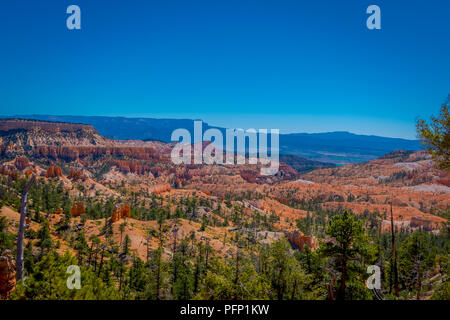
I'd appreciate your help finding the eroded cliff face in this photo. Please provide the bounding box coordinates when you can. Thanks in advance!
[410,216,435,231]
[0,120,170,182]
[0,119,106,149]
[0,120,300,203]
[14,156,29,170]
[239,162,298,184]
[111,203,131,223]
[71,201,86,217]
[301,149,449,188]
[33,146,164,162]
[0,118,98,134]
[284,230,318,251]
[45,166,62,178]
[68,169,84,180]
[0,250,16,299]
[148,183,171,194]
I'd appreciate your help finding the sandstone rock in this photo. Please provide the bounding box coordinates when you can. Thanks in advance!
[0,165,16,177]
[148,183,171,194]
[284,230,318,251]
[25,168,37,176]
[437,177,450,187]
[0,119,97,134]
[69,169,84,180]
[46,166,62,178]
[33,146,161,162]
[0,250,16,299]
[111,203,131,223]
[71,201,85,217]
[14,156,29,170]
[410,216,433,231]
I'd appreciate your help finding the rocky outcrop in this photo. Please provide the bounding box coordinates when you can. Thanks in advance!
[0,250,16,299]
[437,177,450,187]
[69,169,84,180]
[0,119,111,159]
[410,216,433,231]
[33,146,163,162]
[110,160,153,175]
[0,165,17,178]
[14,156,30,170]
[111,203,131,223]
[284,230,318,251]
[0,118,97,134]
[71,201,85,217]
[25,168,37,176]
[239,162,298,184]
[148,183,171,194]
[240,170,259,183]
[45,166,62,178]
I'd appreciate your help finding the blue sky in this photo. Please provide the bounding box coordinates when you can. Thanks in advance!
[0,0,449,139]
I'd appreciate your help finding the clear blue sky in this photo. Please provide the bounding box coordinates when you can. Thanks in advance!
[0,0,449,139]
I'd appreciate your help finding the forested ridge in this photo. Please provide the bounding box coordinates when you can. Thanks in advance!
[1,173,448,300]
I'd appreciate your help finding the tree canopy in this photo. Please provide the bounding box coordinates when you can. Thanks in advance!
[416,95,450,170]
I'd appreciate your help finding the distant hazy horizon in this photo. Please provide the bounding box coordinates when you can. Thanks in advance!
[2,113,420,141]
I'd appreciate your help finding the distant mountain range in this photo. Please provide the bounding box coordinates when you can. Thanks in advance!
[278,131,421,165]
[0,115,422,165]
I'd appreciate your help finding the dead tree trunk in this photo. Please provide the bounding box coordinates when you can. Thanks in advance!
[15,174,35,281]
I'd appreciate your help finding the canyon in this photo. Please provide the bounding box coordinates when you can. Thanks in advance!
[0,119,448,263]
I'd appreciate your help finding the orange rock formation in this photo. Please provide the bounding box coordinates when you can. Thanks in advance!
[14,156,29,170]
[45,166,62,178]
[410,216,434,231]
[148,183,171,194]
[0,250,16,299]
[284,230,318,251]
[111,203,131,223]
[69,169,84,180]
[71,201,85,217]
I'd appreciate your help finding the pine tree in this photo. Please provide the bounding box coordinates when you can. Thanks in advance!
[398,231,435,299]
[320,210,375,300]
